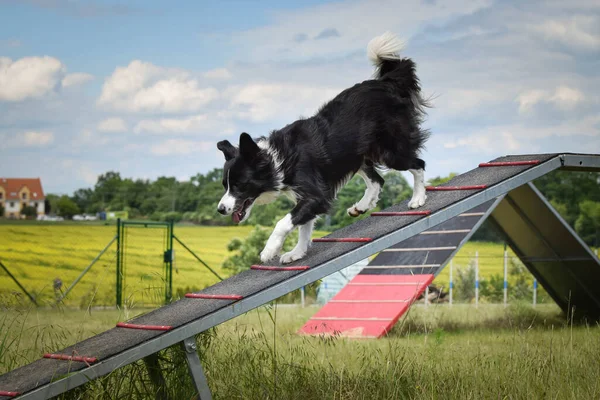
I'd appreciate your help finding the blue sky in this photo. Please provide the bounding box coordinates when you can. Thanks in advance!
[1,0,599,195]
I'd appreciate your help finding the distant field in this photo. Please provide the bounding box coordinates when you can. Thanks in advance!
[0,223,256,307]
[1,222,532,308]
[0,223,334,307]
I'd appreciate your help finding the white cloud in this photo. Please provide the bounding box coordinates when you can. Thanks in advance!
[228,83,339,122]
[97,60,219,113]
[442,114,599,153]
[97,117,128,133]
[61,160,98,185]
[62,72,94,87]
[548,86,585,109]
[0,56,65,101]
[230,0,493,63]
[532,16,600,51]
[133,114,234,135]
[517,86,585,113]
[0,130,55,149]
[150,139,214,156]
[516,90,548,113]
[23,131,54,146]
[204,68,232,80]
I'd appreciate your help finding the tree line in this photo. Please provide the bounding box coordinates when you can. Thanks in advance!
[43,168,599,247]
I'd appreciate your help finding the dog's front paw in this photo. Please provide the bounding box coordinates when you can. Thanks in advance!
[280,248,306,264]
[408,193,427,209]
[260,245,280,263]
[347,206,365,218]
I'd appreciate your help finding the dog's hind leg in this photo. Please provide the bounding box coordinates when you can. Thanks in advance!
[407,158,426,209]
[280,218,316,264]
[347,163,384,217]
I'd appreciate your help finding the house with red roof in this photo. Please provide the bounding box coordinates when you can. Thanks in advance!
[0,178,46,218]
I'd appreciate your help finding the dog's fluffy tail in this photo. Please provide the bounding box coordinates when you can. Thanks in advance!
[367,32,404,77]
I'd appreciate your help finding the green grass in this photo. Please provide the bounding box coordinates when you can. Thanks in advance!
[1,304,599,399]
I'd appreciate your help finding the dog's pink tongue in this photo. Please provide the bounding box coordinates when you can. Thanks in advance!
[232,212,241,224]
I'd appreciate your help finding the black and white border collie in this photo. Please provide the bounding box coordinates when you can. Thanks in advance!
[217,32,430,264]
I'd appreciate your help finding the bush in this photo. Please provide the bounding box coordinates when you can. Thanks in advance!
[21,205,37,219]
[454,261,476,302]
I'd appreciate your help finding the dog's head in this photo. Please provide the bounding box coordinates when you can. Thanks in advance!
[216,133,279,224]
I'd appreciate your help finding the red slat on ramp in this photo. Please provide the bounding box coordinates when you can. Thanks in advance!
[298,274,434,338]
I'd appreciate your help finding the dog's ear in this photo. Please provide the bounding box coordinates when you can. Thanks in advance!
[239,132,260,162]
[217,140,237,161]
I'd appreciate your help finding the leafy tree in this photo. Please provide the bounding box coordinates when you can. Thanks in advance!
[0,203,4,217]
[508,257,531,301]
[45,194,60,215]
[575,200,600,246]
[22,205,37,218]
[480,273,504,303]
[222,226,300,274]
[455,262,476,302]
[534,171,600,226]
[427,173,458,187]
[57,195,80,219]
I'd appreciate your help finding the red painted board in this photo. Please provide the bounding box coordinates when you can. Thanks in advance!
[300,318,404,338]
[298,274,434,338]
[116,322,172,331]
[426,185,487,191]
[313,237,372,243]
[43,353,98,363]
[251,265,310,271]
[371,211,431,216]
[309,302,410,320]
[479,160,539,167]
[332,285,425,301]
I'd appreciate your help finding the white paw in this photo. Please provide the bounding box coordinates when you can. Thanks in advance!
[260,245,280,263]
[408,193,427,209]
[280,248,306,264]
[347,205,364,217]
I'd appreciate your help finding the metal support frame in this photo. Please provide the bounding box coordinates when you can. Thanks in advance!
[58,236,117,303]
[502,193,600,309]
[143,353,168,400]
[180,337,212,400]
[13,154,600,400]
[0,258,37,306]
[173,235,223,281]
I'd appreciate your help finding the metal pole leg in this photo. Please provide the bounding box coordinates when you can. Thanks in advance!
[143,353,169,400]
[181,337,212,400]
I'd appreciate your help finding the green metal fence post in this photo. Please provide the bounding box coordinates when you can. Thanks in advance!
[165,220,174,304]
[116,218,122,308]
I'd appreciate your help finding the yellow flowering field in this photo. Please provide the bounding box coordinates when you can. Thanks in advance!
[0,222,532,308]
[0,223,255,307]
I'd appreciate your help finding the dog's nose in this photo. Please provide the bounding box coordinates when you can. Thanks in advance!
[217,204,227,215]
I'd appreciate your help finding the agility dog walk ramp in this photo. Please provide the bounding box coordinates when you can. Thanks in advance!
[300,179,600,338]
[1,153,598,399]
[299,199,500,338]
[488,182,600,318]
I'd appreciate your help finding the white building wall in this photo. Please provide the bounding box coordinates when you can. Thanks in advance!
[4,200,20,213]
[30,200,45,214]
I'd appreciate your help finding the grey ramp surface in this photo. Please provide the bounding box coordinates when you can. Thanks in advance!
[361,198,497,276]
[0,153,561,398]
